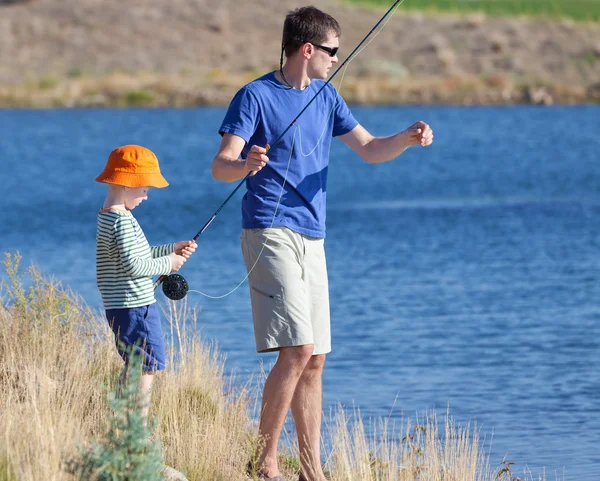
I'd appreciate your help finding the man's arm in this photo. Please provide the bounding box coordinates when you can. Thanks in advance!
[339,121,434,164]
[211,133,270,182]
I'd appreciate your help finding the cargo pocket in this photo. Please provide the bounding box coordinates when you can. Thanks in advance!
[250,285,285,312]
[250,284,288,327]
[251,285,276,299]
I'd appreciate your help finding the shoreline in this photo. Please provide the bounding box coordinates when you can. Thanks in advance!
[1,1,599,109]
[1,72,597,108]
[0,253,556,481]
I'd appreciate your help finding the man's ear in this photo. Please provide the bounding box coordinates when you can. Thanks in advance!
[302,42,313,59]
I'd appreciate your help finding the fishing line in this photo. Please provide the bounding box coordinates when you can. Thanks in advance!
[184,68,347,300]
[295,0,403,157]
[186,130,297,299]
[160,0,406,300]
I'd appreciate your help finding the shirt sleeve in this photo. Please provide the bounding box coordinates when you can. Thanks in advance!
[114,217,171,277]
[151,244,175,258]
[331,88,359,137]
[218,86,260,143]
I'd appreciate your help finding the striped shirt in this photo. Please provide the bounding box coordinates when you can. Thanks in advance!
[96,208,174,309]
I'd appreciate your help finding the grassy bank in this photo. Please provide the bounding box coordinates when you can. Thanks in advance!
[0,252,551,480]
[1,0,599,107]
[1,71,597,107]
[344,0,600,22]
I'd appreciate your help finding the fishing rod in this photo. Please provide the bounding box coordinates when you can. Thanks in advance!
[159,0,404,300]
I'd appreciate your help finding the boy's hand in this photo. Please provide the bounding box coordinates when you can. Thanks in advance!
[175,240,197,259]
[168,252,187,273]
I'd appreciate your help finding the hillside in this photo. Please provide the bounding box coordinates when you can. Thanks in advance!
[1,0,599,105]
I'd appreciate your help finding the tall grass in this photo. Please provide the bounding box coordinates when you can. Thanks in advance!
[0,252,550,480]
[344,0,600,22]
[0,252,253,481]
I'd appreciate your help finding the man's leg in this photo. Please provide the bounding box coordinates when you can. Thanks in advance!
[291,354,326,481]
[257,344,315,477]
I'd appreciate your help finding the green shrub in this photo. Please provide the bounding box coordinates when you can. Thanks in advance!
[38,76,59,89]
[65,360,164,481]
[125,90,155,106]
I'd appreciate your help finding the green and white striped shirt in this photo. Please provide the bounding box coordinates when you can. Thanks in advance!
[96,208,174,309]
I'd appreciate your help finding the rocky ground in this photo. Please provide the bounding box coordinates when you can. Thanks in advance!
[1,0,599,106]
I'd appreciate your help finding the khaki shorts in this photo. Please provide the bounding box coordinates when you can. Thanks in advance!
[241,227,331,355]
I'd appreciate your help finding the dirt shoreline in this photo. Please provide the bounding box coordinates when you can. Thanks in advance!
[1,0,599,106]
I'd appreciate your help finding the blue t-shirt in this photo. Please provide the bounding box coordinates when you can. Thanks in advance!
[219,71,358,238]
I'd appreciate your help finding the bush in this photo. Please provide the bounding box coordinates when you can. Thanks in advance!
[125,90,155,106]
[66,358,164,481]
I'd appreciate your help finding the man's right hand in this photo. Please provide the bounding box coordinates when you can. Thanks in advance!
[168,252,187,273]
[245,144,269,176]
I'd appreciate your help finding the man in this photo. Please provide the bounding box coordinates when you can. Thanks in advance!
[211,6,433,481]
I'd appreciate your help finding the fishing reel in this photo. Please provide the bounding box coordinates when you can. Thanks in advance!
[161,274,189,301]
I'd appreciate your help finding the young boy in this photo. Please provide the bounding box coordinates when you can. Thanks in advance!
[95,144,196,417]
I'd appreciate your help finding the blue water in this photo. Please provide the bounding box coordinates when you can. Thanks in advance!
[1,106,599,479]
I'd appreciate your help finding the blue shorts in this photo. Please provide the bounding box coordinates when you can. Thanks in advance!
[105,303,166,371]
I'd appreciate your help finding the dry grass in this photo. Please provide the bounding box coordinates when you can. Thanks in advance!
[0,251,551,481]
[326,408,490,481]
[152,300,255,480]
[0,252,254,481]
[0,71,597,108]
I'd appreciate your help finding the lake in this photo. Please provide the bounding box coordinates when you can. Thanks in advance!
[1,105,599,479]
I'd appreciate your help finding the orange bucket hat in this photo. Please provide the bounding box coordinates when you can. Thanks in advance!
[95,145,169,188]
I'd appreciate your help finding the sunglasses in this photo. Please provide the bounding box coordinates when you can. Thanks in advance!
[311,43,339,57]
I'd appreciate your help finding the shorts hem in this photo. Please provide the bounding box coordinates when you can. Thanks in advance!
[142,364,166,372]
[257,337,313,353]
[256,339,333,355]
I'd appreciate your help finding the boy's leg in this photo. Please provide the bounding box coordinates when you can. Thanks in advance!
[117,365,155,421]
[136,304,163,420]
[140,371,155,419]
[257,345,314,478]
[291,354,327,481]
[107,305,165,421]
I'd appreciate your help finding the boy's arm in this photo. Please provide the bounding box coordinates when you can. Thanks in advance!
[114,218,171,278]
[151,244,176,258]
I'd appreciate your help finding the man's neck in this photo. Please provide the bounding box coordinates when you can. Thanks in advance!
[278,62,311,90]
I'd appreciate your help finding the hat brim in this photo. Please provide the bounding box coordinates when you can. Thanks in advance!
[95,171,169,188]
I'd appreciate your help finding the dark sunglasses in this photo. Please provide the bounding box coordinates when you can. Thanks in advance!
[311,43,339,57]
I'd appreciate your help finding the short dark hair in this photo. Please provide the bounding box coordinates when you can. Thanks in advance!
[281,6,341,58]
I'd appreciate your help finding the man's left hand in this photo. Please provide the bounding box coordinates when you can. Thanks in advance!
[404,121,434,147]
